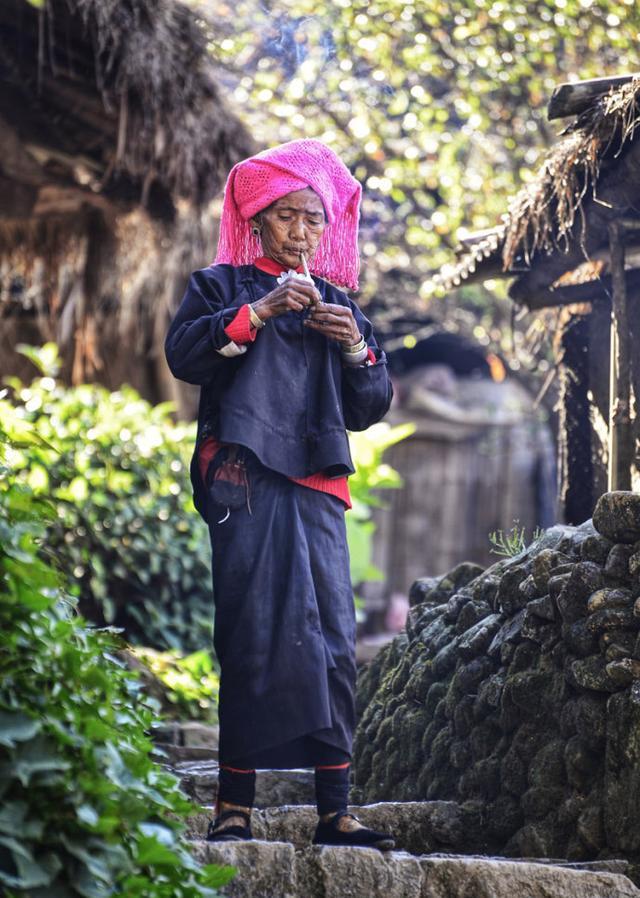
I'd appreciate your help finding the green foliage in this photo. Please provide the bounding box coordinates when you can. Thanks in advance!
[0,410,234,897]
[206,0,640,362]
[212,0,639,267]
[3,343,212,651]
[130,648,219,723]
[488,519,544,557]
[347,421,414,586]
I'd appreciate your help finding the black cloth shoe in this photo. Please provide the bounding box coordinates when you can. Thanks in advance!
[205,808,253,842]
[312,811,395,851]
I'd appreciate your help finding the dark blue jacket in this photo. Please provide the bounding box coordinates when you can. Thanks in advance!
[164,264,393,520]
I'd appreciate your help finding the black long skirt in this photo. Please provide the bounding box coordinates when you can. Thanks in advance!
[205,448,356,769]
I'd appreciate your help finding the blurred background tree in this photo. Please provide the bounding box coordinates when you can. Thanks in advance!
[203,0,640,364]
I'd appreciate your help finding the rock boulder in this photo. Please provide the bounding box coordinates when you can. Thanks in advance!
[354,498,640,870]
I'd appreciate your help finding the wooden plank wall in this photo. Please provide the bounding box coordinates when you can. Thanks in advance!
[365,392,557,617]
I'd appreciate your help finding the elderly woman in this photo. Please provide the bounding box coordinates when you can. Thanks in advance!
[164,140,394,849]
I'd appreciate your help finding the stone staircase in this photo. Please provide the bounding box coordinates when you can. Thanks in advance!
[153,722,640,898]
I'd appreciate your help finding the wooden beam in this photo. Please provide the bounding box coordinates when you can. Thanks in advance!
[509,268,640,310]
[548,74,639,121]
[587,297,612,500]
[607,221,633,491]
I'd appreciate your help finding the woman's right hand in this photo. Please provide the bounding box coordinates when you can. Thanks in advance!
[250,280,322,322]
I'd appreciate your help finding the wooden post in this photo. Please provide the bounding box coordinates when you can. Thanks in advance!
[607,221,633,491]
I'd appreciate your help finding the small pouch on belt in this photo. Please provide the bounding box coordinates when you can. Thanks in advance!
[206,445,252,514]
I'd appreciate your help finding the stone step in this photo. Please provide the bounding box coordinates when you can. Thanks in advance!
[188,840,640,898]
[150,721,219,748]
[186,801,471,855]
[152,744,219,765]
[178,762,315,806]
[185,802,635,874]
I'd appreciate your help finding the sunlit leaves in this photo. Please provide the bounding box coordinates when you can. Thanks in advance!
[130,648,219,722]
[202,0,640,355]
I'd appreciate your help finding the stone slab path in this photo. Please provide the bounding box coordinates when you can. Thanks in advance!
[186,802,469,854]
[154,722,640,898]
[190,840,640,898]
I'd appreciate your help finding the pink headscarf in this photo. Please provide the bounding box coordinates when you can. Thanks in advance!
[214,139,362,290]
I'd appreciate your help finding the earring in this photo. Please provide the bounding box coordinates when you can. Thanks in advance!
[251,226,261,237]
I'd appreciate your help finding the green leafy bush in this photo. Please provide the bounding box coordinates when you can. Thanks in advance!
[4,344,212,651]
[0,405,234,897]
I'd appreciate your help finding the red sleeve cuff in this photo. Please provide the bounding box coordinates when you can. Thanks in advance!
[366,348,376,365]
[224,304,257,344]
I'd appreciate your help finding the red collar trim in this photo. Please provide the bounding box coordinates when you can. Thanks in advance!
[254,256,303,276]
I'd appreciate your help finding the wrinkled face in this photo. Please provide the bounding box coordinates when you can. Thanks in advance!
[251,187,326,270]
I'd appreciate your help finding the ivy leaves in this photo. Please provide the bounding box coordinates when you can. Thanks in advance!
[0,416,233,897]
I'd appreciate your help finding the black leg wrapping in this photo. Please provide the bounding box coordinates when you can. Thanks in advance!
[218,767,256,808]
[315,765,350,816]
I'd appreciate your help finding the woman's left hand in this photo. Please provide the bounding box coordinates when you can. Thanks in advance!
[303,303,361,348]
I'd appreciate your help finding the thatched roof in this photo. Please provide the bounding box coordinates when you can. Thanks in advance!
[0,0,256,411]
[0,0,253,217]
[435,75,640,308]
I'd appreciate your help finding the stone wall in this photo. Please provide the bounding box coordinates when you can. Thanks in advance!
[354,491,640,867]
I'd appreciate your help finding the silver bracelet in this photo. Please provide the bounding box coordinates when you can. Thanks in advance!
[248,304,266,329]
[342,335,366,354]
[341,345,368,365]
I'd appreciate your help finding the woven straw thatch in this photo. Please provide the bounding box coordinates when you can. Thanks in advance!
[435,76,640,294]
[0,0,253,208]
[0,0,254,412]
[503,76,640,270]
